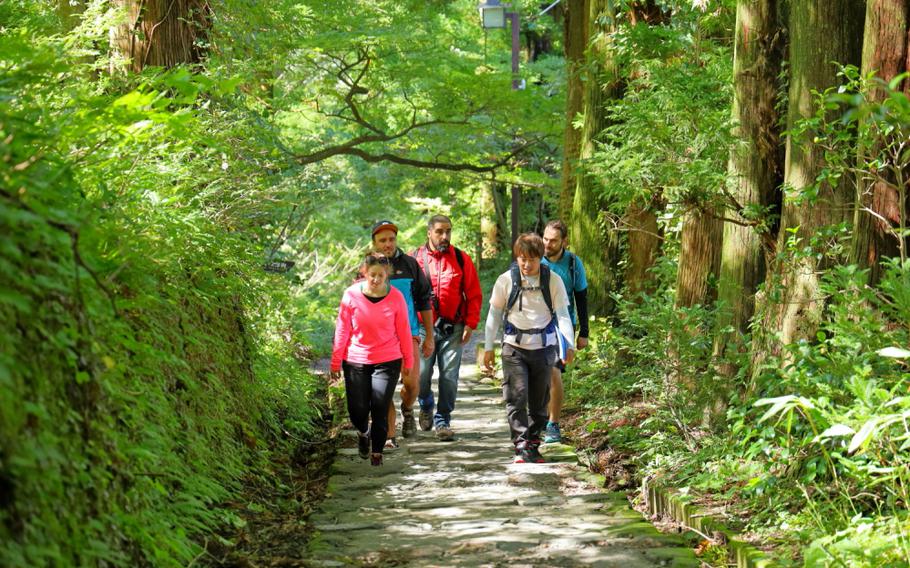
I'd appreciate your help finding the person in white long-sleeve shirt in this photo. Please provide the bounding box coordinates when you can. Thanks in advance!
[482,233,575,464]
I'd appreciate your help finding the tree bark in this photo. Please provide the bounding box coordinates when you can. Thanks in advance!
[756,0,864,360]
[675,207,723,308]
[714,0,784,362]
[623,200,662,299]
[480,183,504,259]
[559,0,588,220]
[110,0,211,73]
[850,0,910,284]
[570,0,621,315]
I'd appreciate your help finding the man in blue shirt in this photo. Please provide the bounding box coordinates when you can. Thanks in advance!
[540,220,589,444]
[371,220,434,444]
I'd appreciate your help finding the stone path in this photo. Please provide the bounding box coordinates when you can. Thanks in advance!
[306,340,699,567]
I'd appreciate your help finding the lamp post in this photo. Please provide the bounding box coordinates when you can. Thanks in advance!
[478,1,522,247]
[478,0,523,90]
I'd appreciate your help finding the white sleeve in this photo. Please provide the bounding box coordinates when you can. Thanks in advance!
[489,272,508,310]
[555,306,575,350]
[550,271,570,311]
[484,306,503,351]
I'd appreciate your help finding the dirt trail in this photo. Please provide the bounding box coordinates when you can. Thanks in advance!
[304,336,698,567]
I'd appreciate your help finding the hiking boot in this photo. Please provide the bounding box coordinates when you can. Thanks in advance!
[435,425,454,441]
[543,421,562,444]
[525,444,545,463]
[513,444,529,463]
[357,430,370,460]
[401,408,417,439]
[384,437,399,449]
[419,410,433,431]
[370,452,383,466]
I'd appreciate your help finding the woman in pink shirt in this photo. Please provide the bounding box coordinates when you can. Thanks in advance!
[330,254,414,466]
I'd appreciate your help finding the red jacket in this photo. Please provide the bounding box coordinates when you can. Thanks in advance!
[413,245,482,329]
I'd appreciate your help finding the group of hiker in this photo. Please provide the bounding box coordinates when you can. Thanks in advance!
[329,214,588,466]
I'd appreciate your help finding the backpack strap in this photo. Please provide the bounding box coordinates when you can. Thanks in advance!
[454,247,465,270]
[541,264,553,315]
[567,250,576,291]
[505,262,522,312]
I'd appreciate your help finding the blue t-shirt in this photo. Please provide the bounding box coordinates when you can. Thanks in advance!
[387,248,432,337]
[541,250,587,325]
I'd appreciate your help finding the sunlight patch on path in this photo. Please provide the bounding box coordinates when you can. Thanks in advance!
[305,336,698,567]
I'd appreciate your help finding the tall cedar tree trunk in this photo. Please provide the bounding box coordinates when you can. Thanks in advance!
[675,208,723,308]
[756,0,864,362]
[559,0,589,220]
[620,2,669,300]
[110,0,211,72]
[850,0,910,283]
[623,200,662,299]
[713,0,784,367]
[669,0,725,404]
[571,0,622,315]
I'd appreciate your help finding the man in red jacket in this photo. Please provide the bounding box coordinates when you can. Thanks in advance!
[413,214,483,441]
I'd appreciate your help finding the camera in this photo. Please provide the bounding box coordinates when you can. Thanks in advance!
[434,318,456,338]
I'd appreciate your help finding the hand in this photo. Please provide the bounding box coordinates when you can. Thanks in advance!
[330,370,341,382]
[461,327,473,344]
[563,349,575,367]
[576,337,589,350]
[422,335,435,358]
[482,350,496,374]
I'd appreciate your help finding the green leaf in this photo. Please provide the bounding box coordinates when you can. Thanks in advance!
[876,346,910,359]
[848,418,881,454]
[814,423,855,443]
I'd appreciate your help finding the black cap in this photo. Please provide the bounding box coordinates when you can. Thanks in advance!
[371,220,399,236]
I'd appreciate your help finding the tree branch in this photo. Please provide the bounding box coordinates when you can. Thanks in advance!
[293,135,546,172]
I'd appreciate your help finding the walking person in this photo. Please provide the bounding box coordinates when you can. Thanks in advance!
[540,220,589,444]
[482,233,575,463]
[414,214,483,441]
[370,220,434,447]
[330,253,414,466]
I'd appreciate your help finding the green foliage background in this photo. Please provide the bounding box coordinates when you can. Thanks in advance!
[0,0,564,565]
[0,28,326,565]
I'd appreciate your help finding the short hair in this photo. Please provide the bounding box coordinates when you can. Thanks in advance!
[544,219,568,239]
[359,252,391,274]
[427,214,452,230]
[513,233,544,259]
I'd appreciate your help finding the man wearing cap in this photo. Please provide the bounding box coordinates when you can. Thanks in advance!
[371,220,434,443]
[413,214,483,441]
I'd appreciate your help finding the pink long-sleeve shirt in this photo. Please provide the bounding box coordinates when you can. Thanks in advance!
[331,283,414,372]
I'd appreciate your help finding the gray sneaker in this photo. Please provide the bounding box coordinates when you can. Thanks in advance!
[435,425,454,441]
[419,410,433,431]
[401,408,417,438]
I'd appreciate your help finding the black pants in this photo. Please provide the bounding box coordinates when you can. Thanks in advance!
[343,359,402,453]
[501,344,555,445]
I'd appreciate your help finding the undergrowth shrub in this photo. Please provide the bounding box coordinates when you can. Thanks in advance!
[1,32,322,567]
[746,260,910,565]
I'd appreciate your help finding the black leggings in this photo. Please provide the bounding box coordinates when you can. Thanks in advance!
[343,359,402,453]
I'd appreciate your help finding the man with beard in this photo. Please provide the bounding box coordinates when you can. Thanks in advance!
[540,220,589,444]
[370,220,434,445]
[413,214,483,441]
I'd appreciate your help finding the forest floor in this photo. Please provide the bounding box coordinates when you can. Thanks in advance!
[209,334,704,567]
